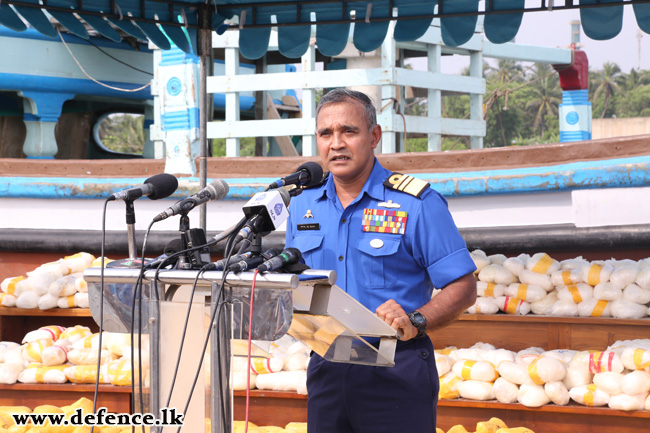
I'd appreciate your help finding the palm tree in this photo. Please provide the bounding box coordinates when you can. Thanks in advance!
[525,63,561,137]
[486,59,524,84]
[619,68,650,94]
[591,62,622,118]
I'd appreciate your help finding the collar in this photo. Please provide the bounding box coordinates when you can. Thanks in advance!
[318,158,389,204]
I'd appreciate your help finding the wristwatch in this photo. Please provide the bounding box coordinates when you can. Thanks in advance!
[407,311,427,338]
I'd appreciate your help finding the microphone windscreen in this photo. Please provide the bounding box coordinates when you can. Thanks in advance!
[146,173,179,200]
[297,161,324,188]
[208,179,230,200]
[277,187,291,206]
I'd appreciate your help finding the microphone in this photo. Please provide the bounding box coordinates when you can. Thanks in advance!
[209,251,254,271]
[234,188,291,244]
[153,179,229,222]
[108,173,178,201]
[228,248,281,273]
[257,248,302,273]
[267,161,323,190]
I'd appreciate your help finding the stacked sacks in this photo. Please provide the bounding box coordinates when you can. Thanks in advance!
[433,340,650,411]
[469,250,650,319]
[0,325,150,387]
[0,253,103,310]
[0,397,157,433]
[230,335,310,395]
[442,417,534,433]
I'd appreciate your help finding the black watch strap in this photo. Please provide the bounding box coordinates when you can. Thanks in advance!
[407,311,427,337]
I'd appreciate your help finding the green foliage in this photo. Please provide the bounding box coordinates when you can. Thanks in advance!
[98,114,145,154]
[212,137,257,157]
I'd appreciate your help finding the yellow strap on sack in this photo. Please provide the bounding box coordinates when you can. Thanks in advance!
[108,360,132,386]
[461,361,476,380]
[516,284,529,301]
[567,285,583,303]
[584,384,597,406]
[561,271,573,286]
[66,295,76,308]
[484,283,495,297]
[587,264,602,286]
[527,358,544,385]
[504,297,520,315]
[634,349,650,369]
[531,254,553,273]
[251,358,272,375]
[5,276,26,295]
[591,300,608,317]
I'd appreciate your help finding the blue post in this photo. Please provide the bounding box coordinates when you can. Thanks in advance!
[559,89,592,142]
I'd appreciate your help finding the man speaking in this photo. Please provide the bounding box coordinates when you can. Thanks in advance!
[285,88,477,432]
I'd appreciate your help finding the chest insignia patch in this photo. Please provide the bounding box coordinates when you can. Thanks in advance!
[378,200,401,209]
[303,209,314,218]
[362,208,408,234]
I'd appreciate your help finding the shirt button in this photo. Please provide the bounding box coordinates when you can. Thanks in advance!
[341,218,347,224]
[338,256,344,261]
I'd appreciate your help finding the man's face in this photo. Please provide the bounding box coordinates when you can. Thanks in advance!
[315,101,381,184]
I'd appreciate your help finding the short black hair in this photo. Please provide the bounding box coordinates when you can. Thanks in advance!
[316,88,377,132]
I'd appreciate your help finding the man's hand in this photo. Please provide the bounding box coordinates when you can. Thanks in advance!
[376,299,418,341]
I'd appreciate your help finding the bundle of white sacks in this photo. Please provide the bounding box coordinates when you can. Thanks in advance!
[0,325,148,387]
[436,340,650,410]
[467,250,650,319]
[230,334,311,395]
[0,252,103,310]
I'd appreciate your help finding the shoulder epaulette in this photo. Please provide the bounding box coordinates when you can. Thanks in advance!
[383,172,429,198]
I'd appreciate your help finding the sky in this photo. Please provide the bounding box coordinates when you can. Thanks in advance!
[433,5,648,74]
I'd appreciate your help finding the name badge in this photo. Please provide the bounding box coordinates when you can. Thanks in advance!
[297,223,320,231]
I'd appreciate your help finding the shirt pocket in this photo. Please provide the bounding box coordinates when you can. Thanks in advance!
[290,234,324,269]
[354,235,401,289]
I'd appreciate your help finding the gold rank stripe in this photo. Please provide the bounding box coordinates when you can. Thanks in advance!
[384,173,429,197]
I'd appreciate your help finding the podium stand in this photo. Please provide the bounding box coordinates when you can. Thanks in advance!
[84,267,399,432]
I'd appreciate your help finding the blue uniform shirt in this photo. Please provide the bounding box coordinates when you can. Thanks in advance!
[285,159,476,314]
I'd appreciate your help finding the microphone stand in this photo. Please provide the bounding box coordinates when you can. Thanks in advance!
[177,213,192,270]
[125,200,138,261]
[178,212,212,269]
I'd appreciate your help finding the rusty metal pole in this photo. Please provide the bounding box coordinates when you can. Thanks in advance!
[198,6,211,232]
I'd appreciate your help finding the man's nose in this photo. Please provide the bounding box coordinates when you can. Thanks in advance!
[331,132,345,148]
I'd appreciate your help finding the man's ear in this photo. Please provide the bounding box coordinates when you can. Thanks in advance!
[370,125,382,149]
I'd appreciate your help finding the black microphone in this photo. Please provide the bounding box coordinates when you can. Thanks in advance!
[108,173,178,201]
[267,161,323,190]
[228,248,281,273]
[153,179,229,222]
[234,188,291,244]
[257,248,302,273]
[209,251,254,271]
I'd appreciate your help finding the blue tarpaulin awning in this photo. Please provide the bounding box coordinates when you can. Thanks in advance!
[2,0,650,58]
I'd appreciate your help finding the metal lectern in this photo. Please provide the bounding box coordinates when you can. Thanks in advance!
[85,267,399,433]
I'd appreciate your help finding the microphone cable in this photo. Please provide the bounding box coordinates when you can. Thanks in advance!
[129,219,156,433]
[90,198,109,433]
[174,228,240,433]
[162,261,213,411]
[244,269,260,433]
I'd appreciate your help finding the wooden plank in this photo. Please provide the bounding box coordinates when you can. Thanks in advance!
[233,391,307,427]
[0,307,92,317]
[266,97,298,157]
[208,118,314,139]
[431,315,650,352]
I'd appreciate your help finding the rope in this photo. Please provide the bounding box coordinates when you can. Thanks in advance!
[57,29,151,93]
